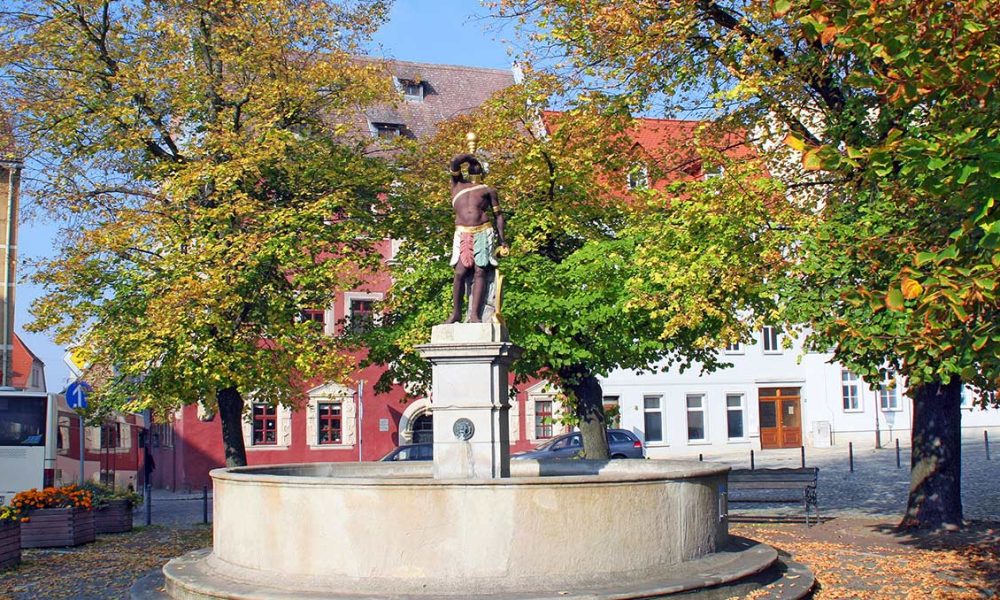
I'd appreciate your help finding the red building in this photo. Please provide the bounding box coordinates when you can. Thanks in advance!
[153,61,749,491]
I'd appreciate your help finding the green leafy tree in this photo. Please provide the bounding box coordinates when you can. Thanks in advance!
[363,82,789,458]
[1,0,394,466]
[496,0,999,528]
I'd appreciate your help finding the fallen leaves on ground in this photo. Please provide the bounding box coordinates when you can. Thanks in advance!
[733,519,1000,599]
[0,525,210,600]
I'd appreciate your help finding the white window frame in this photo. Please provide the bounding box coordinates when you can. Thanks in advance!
[343,292,383,334]
[725,393,747,440]
[685,393,707,443]
[842,370,862,412]
[525,382,565,443]
[724,341,744,355]
[627,163,649,190]
[761,326,781,354]
[642,394,665,444]
[703,164,724,180]
[305,383,356,449]
[242,400,293,450]
[879,371,901,411]
[395,77,425,101]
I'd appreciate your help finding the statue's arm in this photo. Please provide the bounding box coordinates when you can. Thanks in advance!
[449,153,477,184]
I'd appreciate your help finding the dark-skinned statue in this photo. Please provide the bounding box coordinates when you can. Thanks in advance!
[445,133,509,324]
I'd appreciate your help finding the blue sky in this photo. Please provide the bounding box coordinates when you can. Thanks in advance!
[16,1,514,391]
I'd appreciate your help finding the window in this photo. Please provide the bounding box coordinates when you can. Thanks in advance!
[726,393,745,439]
[317,403,342,444]
[372,123,401,138]
[842,370,860,411]
[603,396,620,428]
[300,309,325,328]
[724,342,743,354]
[100,423,120,448]
[401,80,424,100]
[627,163,649,190]
[686,394,706,441]
[762,326,780,353]
[150,423,173,448]
[349,299,375,333]
[534,400,553,439]
[252,404,278,445]
[703,164,724,180]
[0,396,46,446]
[643,395,663,443]
[879,371,900,411]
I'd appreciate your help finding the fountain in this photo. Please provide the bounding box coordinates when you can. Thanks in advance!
[134,142,813,599]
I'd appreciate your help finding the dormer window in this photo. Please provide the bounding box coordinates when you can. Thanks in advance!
[703,164,724,180]
[372,122,402,139]
[627,163,649,190]
[395,77,424,102]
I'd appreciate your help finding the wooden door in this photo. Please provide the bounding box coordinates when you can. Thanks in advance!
[758,387,801,449]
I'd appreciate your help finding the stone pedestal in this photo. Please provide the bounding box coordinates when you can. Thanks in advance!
[416,323,522,479]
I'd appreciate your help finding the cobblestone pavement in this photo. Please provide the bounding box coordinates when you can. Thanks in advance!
[691,435,1000,521]
[133,489,213,529]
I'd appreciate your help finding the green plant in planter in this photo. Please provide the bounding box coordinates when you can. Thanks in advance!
[0,505,27,523]
[79,482,142,509]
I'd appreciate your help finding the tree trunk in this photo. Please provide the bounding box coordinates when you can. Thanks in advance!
[900,378,963,530]
[217,386,248,467]
[559,365,610,460]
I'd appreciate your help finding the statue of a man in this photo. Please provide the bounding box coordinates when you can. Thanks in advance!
[445,152,508,323]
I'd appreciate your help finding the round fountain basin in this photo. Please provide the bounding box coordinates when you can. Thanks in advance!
[197,460,729,597]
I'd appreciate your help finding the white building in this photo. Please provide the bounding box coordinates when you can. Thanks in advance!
[600,326,1000,458]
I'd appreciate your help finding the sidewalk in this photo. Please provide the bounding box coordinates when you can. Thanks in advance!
[134,488,213,528]
[682,439,1000,521]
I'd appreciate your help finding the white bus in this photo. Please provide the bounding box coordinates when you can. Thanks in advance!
[0,391,56,504]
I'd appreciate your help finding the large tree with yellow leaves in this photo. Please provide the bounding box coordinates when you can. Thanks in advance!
[1,0,394,466]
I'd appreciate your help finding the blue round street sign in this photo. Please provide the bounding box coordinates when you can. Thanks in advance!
[66,381,91,410]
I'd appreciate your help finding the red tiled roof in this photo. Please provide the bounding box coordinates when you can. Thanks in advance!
[10,333,45,390]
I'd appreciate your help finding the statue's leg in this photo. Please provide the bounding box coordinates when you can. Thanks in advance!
[444,265,468,324]
[469,265,489,323]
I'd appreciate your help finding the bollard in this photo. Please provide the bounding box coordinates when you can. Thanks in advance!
[896,438,901,469]
[800,445,806,468]
[203,485,209,524]
[849,442,854,472]
[986,431,991,461]
[699,453,703,462]
[750,449,755,470]
[145,483,152,526]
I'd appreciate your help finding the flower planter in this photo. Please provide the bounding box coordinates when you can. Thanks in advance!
[20,507,95,548]
[0,521,20,570]
[94,499,133,534]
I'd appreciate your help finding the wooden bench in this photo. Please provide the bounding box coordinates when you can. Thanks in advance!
[725,467,819,526]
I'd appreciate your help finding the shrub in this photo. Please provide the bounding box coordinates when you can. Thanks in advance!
[0,504,27,523]
[78,482,142,509]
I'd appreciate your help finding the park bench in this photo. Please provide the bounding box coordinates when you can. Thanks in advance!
[725,467,819,526]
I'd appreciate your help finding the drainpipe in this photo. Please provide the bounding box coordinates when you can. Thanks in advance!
[2,161,19,388]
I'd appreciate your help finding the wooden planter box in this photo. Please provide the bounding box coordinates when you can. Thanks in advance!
[94,500,133,534]
[20,508,95,548]
[0,521,20,570]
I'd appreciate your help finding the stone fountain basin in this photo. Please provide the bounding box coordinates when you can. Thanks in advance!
[196,460,730,597]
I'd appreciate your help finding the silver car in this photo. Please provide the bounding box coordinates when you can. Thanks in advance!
[512,429,645,460]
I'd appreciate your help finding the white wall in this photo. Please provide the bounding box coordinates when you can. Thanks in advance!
[601,330,1000,458]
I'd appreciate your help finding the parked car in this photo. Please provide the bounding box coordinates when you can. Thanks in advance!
[512,429,645,460]
[379,443,433,461]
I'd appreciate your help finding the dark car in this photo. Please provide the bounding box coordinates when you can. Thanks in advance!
[512,429,645,460]
[379,443,433,462]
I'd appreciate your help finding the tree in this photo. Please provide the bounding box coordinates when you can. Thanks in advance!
[362,82,787,458]
[1,0,394,466]
[496,0,999,528]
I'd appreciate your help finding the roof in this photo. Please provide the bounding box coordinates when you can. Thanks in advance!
[355,59,517,141]
[10,333,45,391]
[543,111,757,186]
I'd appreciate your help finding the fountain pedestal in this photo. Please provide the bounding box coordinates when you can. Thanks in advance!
[417,323,521,479]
